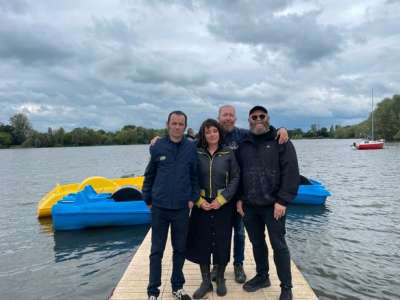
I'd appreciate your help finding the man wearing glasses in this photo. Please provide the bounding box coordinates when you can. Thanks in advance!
[236,106,299,300]
[215,105,289,284]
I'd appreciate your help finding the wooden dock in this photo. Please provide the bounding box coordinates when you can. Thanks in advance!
[110,229,318,300]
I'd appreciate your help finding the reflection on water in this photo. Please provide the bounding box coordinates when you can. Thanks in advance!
[52,226,149,263]
[289,205,331,220]
[38,217,150,263]
[38,217,54,234]
[287,205,331,235]
[34,218,150,299]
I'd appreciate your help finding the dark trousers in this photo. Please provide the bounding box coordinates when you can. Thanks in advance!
[243,204,292,288]
[233,211,245,265]
[147,206,190,297]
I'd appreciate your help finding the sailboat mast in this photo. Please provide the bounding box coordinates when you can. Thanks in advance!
[371,88,374,140]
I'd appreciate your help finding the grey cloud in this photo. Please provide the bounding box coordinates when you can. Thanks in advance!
[129,65,208,87]
[0,18,74,65]
[385,0,400,4]
[208,10,343,65]
[157,0,342,64]
[90,17,142,45]
[92,46,210,88]
[1,0,399,132]
[156,0,292,13]
[0,0,29,14]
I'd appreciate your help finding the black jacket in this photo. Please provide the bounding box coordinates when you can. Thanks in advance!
[196,146,240,204]
[236,129,299,206]
[142,136,199,209]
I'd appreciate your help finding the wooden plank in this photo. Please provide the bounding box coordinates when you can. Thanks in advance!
[110,229,318,300]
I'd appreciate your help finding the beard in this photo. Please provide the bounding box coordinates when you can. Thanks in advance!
[221,123,234,133]
[250,122,269,135]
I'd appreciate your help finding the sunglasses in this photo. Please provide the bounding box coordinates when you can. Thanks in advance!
[250,114,267,121]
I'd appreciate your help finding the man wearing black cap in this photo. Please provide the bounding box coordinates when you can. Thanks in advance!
[215,104,289,284]
[236,105,299,300]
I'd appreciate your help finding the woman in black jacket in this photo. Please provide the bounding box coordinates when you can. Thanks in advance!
[186,118,240,298]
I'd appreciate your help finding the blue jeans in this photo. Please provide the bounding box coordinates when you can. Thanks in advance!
[233,211,245,265]
[147,206,190,297]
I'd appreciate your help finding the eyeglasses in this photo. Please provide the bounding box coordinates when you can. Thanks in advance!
[250,114,266,121]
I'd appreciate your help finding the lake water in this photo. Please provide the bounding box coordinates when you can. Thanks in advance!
[0,141,399,299]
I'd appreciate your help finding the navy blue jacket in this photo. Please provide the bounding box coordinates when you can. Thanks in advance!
[142,136,199,209]
[222,127,249,150]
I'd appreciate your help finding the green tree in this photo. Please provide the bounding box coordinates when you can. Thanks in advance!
[53,127,65,146]
[288,128,304,139]
[10,113,33,145]
[394,130,400,141]
[115,128,137,144]
[0,132,12,146]
[374,96,400,140]
[329,125,335,137]
[22,131,48,147]
[319,127,329,137]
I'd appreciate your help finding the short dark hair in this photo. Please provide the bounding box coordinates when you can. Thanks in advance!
[167,110,187,127]
[197,118,224,149]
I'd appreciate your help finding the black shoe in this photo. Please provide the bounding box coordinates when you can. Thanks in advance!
[211,264,217,282]
[234,263,246,284]
[243,274,271,292]
[172,288,191,300]
[148,296,158,300]
[216,264,227,296]
[193,264,213,299]
[279,287,293,300]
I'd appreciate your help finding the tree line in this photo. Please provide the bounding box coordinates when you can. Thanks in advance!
[0,114,166,148]
[330,94,400,141]
[289,94,400,140]
[1,94,399,148]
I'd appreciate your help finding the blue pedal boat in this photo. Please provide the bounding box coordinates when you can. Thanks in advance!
[52,177,330,230]
[52,185,151,231]
[292,179,331,205]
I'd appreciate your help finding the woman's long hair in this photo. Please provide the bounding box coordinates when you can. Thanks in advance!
[197,118,224,149]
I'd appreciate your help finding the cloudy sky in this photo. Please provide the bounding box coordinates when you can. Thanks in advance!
[0,0,399,132]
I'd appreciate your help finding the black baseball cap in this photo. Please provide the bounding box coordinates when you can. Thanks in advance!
[249,105,268,115]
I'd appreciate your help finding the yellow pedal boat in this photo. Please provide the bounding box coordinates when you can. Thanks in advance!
[37,176,144,218]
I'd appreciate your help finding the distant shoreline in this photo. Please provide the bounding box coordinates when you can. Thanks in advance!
[3,137,397,150]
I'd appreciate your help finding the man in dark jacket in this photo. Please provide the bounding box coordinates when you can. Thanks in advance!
[142,110,199,300]
[236,106,299,300]
[216,104,289,284]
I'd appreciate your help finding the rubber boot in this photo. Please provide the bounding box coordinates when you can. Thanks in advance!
[211,264,217,282]
[216,264,227,296]
[193,264,213,299]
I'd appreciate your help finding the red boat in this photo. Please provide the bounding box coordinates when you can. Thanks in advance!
[354,89,384,150]
[354,140,384,150]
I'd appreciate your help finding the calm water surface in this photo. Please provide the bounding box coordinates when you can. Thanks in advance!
[0,141,399,299]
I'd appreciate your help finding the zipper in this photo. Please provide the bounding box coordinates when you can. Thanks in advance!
[209,154,214,198]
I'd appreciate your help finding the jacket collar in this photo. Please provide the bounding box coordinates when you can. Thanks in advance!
[197,145,226,156]
[242,126,277,144]
[166,135,187,145]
